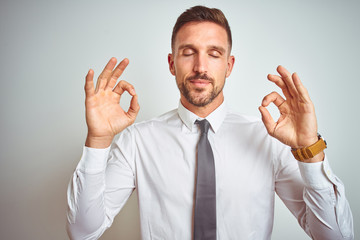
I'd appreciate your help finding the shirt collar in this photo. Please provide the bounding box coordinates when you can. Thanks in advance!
[177,100,227,133]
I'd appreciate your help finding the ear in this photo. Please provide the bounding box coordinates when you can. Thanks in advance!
[168,53,175,76]
[225,55,235,78]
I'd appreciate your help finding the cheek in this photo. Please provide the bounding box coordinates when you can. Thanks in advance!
[210,62,228,79]
[174,61,191,77]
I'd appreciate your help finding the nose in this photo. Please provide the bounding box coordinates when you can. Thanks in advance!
[193,53,208,73]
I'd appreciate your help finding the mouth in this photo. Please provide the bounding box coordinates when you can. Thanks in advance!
[189,79,211,88]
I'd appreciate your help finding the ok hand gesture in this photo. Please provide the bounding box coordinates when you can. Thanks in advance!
[259,66,322,161]
[84,58,140,148]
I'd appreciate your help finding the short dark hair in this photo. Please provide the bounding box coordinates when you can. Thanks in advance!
[171,5,232,51]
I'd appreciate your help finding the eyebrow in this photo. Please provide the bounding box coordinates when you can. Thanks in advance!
[178,44,226,54]
[208,45,226,54]
[178,44,195,51]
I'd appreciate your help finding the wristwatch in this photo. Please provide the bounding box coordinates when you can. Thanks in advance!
[291,134,327,161]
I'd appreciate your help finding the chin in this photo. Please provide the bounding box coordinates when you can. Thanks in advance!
[188,94,214,107]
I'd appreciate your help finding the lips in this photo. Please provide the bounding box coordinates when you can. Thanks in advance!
[190,79,211,88]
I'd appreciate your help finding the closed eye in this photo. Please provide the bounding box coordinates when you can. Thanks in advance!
[183,48,195,56]
[209,50,221,58]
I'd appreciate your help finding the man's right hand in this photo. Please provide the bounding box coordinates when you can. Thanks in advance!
[84,57,140,148]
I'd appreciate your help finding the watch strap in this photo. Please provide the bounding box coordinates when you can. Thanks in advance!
[291,135,327,161]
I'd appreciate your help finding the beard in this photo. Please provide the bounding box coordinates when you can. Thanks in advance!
[177,73,224,107]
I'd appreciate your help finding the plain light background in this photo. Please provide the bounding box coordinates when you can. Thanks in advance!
[0,0,358,239]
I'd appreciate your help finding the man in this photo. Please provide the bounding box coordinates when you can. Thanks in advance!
[67,6,354,240]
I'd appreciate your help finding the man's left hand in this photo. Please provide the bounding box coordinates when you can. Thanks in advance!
[259,66,321,156]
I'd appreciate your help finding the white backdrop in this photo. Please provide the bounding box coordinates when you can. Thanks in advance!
[0,0,358,239]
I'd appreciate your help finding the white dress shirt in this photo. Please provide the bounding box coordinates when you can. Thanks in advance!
[67,101,354,239]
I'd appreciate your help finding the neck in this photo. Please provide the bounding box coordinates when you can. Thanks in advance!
[180,92,224,118]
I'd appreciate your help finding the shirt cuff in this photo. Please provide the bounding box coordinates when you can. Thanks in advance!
[76,146,111,173]
[297,156,335,190]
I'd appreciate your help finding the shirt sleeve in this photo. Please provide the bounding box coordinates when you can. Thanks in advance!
[274,141,354,240]
[66,128,136,240]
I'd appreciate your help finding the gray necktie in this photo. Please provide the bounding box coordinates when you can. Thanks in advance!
[194,119,216,240]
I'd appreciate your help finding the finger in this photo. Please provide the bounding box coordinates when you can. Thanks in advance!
[276,65,298,98]
[106,58,130,90]
[85,69,95,98]
[95,57,117,92]
[261,91,285,108]
[113,80,136,96]
[267,74,291,100]
[127,94,140,120]
[292,72,311,103]
[258,106,276,136]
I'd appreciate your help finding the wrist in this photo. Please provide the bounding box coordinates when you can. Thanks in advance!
[297,136,319,149]
[298,151,325,163]
[85,134,114,149]
[291,134,327,163]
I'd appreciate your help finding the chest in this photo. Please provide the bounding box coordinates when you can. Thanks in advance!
[134,127,275,203]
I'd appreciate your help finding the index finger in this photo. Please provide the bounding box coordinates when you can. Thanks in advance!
[106,58,130,90]
[267,74,291,100]
[113,80,136,96]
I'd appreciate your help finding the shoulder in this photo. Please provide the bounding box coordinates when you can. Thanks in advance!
[119,108,181,136]
[114,108,179,142]
[221,109,274,146]
[135,108,179,128]
[224,110,292,168]
[225,108,264,128]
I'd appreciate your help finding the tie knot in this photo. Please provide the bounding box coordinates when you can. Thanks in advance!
[196,119,210,135]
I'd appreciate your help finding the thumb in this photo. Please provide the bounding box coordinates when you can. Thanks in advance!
[259,106,276,137]
[127,94,140,120]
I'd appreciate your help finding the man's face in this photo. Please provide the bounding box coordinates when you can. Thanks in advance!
[168,21,235,107]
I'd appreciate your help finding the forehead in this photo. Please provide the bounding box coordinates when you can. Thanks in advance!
[174,21,229,51]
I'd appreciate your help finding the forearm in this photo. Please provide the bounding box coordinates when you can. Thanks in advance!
[298,159,354,239]
[67,139,136,239]
[67,172,109,239]
[66,147,111,239]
